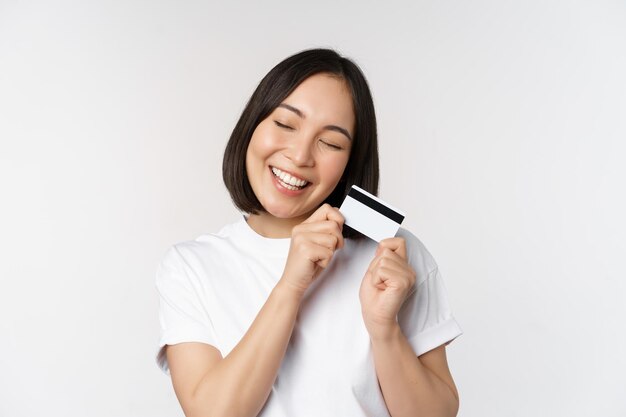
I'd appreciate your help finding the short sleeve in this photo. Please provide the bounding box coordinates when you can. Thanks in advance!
[155,245,217,375]
[397,231,463,356]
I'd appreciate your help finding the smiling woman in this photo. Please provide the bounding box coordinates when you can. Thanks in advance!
[155,48,462,417]
[222,49,379,225]
[245,74,354,234]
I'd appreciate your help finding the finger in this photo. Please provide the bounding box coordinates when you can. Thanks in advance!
[297,220,342,235]
[371,265,414,291]
[296,232,340,253]
[309,232,340,252]
[302,203,333,223]
[303,204,344,227]
[324,206,345,229]
[367,248,405,274]
[315,247,335,268]
[296,220,344,249]
[364,271,386,290]
[369,273,387,290]
[377,237,407,260]
[374,248,405,266]
[300,242,334,268]
[367,265,391,290]
[367,254,416,286]
[370,258,407,281]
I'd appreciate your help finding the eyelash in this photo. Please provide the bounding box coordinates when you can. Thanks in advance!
[274,120,343,150]
[322,141,342,150]
[274,120,293,130]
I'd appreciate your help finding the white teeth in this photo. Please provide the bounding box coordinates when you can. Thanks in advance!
[271,167,308,188]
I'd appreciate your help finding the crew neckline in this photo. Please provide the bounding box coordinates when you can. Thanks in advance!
[234,215,291,254]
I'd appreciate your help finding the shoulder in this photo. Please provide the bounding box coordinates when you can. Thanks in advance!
[156,219,242,281]
[395,227,439,284]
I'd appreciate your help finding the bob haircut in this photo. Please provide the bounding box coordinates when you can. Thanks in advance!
[222,48,379,238]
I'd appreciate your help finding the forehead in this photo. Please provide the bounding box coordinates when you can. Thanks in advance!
[278,73,355,130]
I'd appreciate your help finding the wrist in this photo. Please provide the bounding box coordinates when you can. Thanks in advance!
[366,319,402,343]
[274,279,306,302]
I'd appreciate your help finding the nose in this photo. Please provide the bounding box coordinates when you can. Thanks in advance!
[285,136,315,167]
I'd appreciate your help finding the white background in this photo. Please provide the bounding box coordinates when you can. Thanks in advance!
[1,1,625,416]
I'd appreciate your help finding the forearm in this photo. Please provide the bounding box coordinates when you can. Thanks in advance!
[371,325,459,417]
[190,282,302,417]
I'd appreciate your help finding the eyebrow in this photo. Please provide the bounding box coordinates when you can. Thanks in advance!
[277,103,353,141]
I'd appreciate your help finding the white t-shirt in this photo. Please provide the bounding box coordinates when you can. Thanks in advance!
[155,216,462,416]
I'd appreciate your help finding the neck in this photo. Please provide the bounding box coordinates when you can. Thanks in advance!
[246,211,309,238]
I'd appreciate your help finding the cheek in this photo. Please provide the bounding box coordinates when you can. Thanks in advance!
[323,154,350,182]
[246,130,273,167]
[251,133,280,161]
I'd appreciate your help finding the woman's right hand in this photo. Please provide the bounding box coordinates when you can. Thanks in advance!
[279,204,345,296]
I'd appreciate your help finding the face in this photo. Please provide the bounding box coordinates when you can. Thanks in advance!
[245,73,355,222]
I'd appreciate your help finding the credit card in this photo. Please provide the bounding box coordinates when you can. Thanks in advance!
[339,185,405,242]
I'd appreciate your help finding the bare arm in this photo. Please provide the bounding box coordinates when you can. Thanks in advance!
[360,238,459,417]
[371,327,459,417]
[165,205,345,417]
[167,281,303,417]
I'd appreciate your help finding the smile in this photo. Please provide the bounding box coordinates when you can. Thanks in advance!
[270,166,310,191]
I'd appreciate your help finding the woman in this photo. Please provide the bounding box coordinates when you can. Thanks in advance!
[156,48,462,417]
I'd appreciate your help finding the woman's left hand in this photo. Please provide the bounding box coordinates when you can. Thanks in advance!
[359,237,416,339]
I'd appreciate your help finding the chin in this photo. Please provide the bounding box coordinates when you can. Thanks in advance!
[266,207,307,220]
[259,200,308,220]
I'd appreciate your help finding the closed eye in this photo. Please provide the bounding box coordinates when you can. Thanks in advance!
[321,140,343,150]
[274,120,294,130]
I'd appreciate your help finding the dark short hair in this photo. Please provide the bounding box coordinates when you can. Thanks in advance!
[222,48,379,238]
